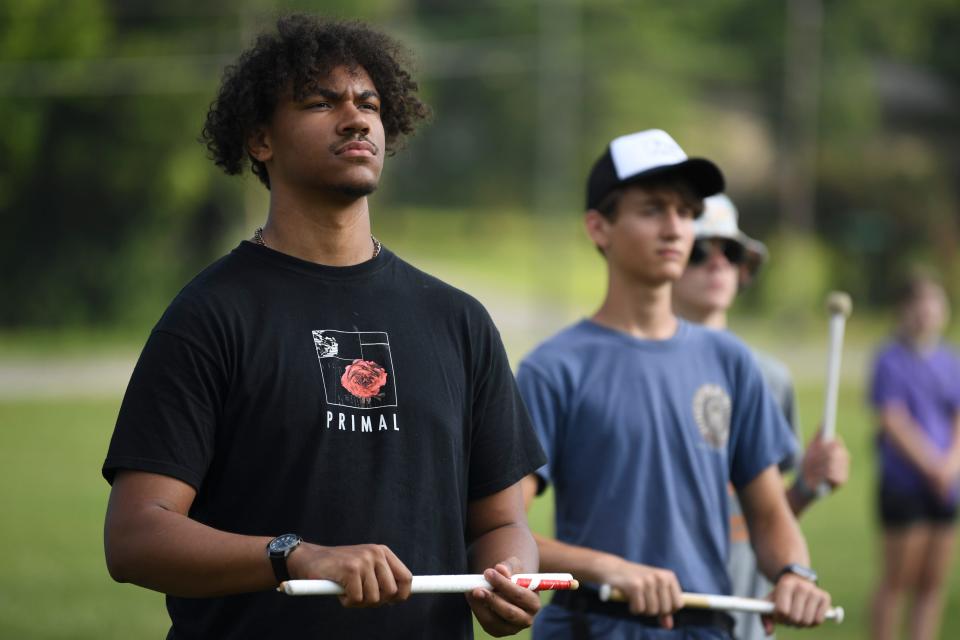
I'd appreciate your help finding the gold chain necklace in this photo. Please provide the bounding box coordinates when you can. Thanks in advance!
[252,227,381,259]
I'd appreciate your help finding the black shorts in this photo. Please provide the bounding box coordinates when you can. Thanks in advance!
[879,485,959,529]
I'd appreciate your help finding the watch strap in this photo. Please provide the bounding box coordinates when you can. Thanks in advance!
[266,534,301,584]
[270,553,291,583]
[776,563,818,584]
[793,473,819,502]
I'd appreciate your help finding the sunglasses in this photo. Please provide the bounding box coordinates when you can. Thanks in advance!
[688,238,746,266]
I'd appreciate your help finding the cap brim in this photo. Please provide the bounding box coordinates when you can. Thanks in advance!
[741,236,768,279]
[622,158,725,200]
[742,236,768,263]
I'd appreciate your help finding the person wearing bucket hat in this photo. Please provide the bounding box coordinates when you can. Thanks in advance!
[688,194,769,284]
[518,130,833,639]
[673,194,850,640]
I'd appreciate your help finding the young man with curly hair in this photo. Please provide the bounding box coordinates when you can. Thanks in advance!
[519,130,833,639]
[102,15,545,639]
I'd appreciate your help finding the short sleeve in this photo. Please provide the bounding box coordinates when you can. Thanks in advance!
[782,377,799,435]
[870,350,904,410]
[728,352,798,490]
[757,355,801,470]
[778,374,801,471]
[102,329,226,489]
[515,362,564,493]
[466,317,546,501]
[946,350,960,412]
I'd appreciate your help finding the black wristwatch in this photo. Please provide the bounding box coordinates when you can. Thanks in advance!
[776,563,818,584]
[266,533,302,583]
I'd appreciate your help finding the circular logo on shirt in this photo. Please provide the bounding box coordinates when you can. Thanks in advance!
[692,384,731,448]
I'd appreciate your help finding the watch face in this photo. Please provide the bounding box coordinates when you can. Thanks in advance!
[269,534,300,553]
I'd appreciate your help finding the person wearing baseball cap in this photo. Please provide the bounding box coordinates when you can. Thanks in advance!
[584,128,725,210]
[673,194,850,640]
[518,130,833,639]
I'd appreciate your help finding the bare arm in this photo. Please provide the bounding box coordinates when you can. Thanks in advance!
[878,404,943,481]
[521,475,682,627]
[467,481,538,573]
[104,470,275,596]
[104,470,411,605]
[522,476,633,584]
[739,465,809,578]
[947,411,960,471]
[786,429,850,517]
[935,411,960,499]
[738,465,831,629]
[465,481,541,637]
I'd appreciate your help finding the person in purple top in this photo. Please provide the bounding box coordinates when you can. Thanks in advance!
[868,272,960,640]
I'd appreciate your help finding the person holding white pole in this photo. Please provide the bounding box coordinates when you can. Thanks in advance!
[672,194,850,640]
[101,16,546,639]
[518,130,833,639]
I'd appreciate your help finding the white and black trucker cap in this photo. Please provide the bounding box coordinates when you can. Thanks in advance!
[586,129,725,210]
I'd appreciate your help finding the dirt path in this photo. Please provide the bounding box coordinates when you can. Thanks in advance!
[0,265,868,399]
[0,355,137,399]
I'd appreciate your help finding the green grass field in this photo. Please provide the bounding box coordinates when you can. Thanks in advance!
[475,383,960,640]
[0,399,168,638]
[1,384,957,639]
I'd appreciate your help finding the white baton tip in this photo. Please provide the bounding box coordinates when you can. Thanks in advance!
[826,291,852,317]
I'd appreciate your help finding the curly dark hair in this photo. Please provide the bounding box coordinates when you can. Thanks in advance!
[201,14,430,188]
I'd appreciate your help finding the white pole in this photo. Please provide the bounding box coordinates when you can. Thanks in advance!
[818,291,852,495]
[279,573,579,596]
[598,584,844,624]
[681,592,843,623]
[821,292,852,441]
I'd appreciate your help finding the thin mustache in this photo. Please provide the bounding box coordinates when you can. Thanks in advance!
[331,135,379,155]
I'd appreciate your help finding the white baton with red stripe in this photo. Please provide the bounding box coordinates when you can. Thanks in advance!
[279,573,579,596]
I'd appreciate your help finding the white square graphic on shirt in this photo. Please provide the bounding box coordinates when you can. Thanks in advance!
[312,330,399,410]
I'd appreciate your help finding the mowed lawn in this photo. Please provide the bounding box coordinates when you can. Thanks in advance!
[0,399,168,638]
[2,386,958,639]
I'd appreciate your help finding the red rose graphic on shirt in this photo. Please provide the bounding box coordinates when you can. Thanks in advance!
[341,359,388,399]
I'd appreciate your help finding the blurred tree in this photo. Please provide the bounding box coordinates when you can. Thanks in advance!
[1,0,958,331]
[0,0,242,328]
[814,0,960,306]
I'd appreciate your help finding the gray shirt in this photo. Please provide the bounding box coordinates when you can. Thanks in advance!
[727,348,801,640]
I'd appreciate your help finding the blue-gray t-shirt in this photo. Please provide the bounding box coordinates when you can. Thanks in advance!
[518,319,797,596]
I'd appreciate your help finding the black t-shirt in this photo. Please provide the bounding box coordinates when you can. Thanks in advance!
[103,242,546,639]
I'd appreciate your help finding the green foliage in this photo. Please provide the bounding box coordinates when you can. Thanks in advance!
[1,0,959,330]
[751,232,834,330]
[0,0,239,329]
[0,398,169,638]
